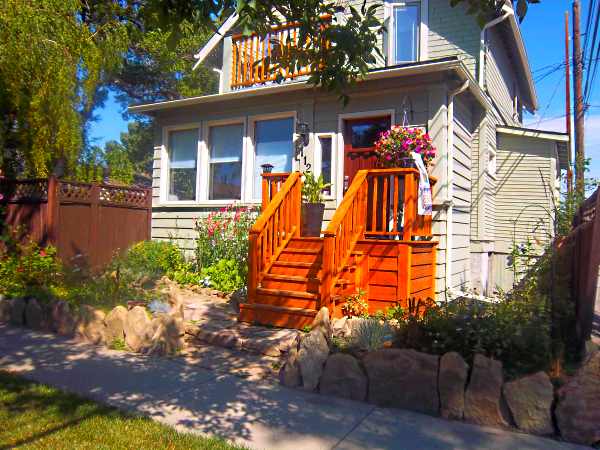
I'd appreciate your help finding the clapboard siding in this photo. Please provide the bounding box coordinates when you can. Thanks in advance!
[485,28,520,126]
[495,133,559,253]
[428,0,480,76]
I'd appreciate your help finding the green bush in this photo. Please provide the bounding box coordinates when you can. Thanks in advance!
[115,240,184,282]
[195,205,256,279]
[0,240,62,300]
[200,259,245,293]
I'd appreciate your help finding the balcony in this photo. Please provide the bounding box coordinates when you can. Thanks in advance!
[230,16,331,90]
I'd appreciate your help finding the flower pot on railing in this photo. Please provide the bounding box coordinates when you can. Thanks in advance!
[374,126,436,170]
[301,172,331,237]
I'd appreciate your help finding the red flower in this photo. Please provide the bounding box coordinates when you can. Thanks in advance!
[39,250,47,257]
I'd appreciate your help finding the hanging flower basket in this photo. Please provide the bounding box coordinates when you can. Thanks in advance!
[374,126,437,169]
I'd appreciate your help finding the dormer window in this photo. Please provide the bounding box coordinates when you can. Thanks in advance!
[385,1,427,64]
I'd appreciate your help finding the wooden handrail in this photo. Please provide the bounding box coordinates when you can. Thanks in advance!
[248,172,302,304]
[261,172,290,210]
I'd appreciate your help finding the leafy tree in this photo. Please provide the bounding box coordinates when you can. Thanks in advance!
[449,0,540,24]
[0,0,128,178]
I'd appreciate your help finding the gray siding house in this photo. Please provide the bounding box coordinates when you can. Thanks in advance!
[129,0,568,298]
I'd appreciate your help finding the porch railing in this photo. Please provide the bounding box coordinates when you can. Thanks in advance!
[248,172,302,303]
[230,15,331,90]
[321,168,435,309]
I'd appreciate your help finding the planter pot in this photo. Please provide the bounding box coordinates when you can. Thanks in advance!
[397,157,416,169]
[302,202,325,237]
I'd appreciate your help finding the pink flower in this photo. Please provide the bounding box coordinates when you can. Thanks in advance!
[39,250,47,257]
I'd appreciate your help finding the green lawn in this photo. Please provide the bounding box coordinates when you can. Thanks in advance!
[0,371,243,450]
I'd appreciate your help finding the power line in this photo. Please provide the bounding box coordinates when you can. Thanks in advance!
[537,73,565,127]
[582,0,600,107]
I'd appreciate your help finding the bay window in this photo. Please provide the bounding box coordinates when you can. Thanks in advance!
[208,123,243,200]
[167,129,198,201]
[253,117,294,199]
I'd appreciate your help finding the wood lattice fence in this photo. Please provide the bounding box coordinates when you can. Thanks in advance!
[0,177,151,268]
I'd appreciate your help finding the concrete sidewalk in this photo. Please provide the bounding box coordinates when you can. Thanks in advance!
[0,325,589,450]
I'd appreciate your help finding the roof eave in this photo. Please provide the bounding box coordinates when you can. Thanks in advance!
[505,13,538,111]
[128,58,491,114]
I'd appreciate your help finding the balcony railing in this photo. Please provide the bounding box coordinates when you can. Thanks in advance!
[230,16,331,90]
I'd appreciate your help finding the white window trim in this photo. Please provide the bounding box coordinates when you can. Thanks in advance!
[384,0,429,64]
[336,109,396,205]
[313,132,336,200]
[201,117,247,205]
[247,111,298,204]
[160,123,202,205]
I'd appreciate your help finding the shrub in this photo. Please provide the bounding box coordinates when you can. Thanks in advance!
[0,238,62,300]
[351,318,391,352]
[194,205,257,278]
[341,289,368,317]
[115,240,184,283]
[200,259,245,293]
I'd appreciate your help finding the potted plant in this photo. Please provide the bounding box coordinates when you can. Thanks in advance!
[301,171,331,237]
[374,126,436,169]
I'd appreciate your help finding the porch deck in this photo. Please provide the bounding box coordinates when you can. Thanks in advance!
[239,168,438,329]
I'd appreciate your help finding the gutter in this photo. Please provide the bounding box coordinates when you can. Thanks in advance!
[479,4,514,89]
[445,79,470,300]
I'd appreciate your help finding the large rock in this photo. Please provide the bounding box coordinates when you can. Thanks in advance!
[104,306,128,344]
[124,306,153,352]
[503,371,554,435]
[320,353,367,401]
[76,305,106,345]
[556,352,600,445]
[0,297,12,323]
[25,298,44,330]
[464,354,508,427]
[311,307,333,343]
[297,329,330,391]
[51,301,77,336]
[279,338,302,388]
[439,352,469,420]
[145,314,185,356]
[9,298,26,325]
[363,349,440,415]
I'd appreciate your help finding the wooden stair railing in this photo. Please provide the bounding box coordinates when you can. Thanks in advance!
[248,172,302,304]
[321,168,436,311]
[322,170,369,311]
[261,172,290,210]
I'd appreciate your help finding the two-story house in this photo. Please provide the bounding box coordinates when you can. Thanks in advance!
[129,0,569,328]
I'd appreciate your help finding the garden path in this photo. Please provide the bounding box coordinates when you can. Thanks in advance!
[164,281,300,381]
[0,325,589,450]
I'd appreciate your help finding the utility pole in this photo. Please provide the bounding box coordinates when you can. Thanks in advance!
[573,0,585,197]
[565,11,574,194]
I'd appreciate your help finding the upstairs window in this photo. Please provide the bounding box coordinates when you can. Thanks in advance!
[387,2,421,64]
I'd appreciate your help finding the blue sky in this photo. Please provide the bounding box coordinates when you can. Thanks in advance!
[89,1,600,179]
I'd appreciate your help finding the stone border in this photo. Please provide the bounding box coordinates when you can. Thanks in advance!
[0,296,185,357]
[279,307,600,447]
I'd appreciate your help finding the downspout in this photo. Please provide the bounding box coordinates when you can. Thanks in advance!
[445,80,470,300]
[479,4,514,88]
[213,68,224,94]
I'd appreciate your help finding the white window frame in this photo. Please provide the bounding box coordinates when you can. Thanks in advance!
[247,111,298,203]
[336,109,396,205]
[384,0,429,64]
[201,117,247,205]
[160,123,202,206]
[313,132,336,200]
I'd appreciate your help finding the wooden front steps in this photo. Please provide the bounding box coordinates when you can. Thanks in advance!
[242,169,438,329]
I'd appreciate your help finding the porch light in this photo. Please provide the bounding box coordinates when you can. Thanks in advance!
[261,163,274,174]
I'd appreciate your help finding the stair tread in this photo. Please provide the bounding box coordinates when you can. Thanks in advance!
[256,287,319,299]
[290,237,324,242]
[242,303,318,314]
[281,247,322,254]
[272,261,320,268]
[263,273,320,282]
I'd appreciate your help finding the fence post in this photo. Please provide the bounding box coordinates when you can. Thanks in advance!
[46,176,60,247]
[89,183,100,268]
[403,171,416,241]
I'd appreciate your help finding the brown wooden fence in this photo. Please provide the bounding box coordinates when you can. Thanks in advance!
[568,188,600,345]
[0,177,151,268]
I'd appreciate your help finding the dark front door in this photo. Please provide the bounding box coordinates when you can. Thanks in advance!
[343,116,391,190]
